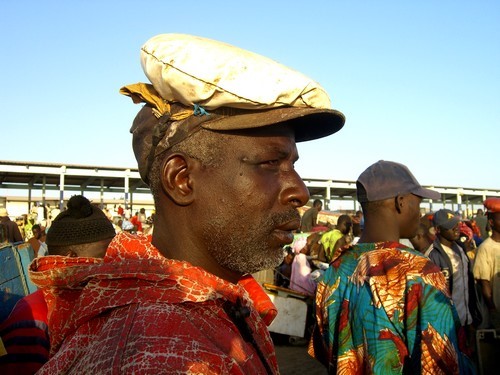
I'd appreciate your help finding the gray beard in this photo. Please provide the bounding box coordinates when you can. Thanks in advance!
[202,210,299,274]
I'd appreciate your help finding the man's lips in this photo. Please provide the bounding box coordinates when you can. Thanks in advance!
[273,219,301,244]
[276,217,301,231]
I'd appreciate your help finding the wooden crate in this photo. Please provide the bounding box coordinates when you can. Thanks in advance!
[0,243,36,321]
[476,329,500,375]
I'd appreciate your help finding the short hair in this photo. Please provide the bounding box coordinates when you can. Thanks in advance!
[337,214,352,227]
[148,128,225,202]
[313,199,323,207]
[360,199,386,215]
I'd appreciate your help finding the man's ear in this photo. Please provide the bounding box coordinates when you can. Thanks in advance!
[395,195,404,213]
[160,154,195,206]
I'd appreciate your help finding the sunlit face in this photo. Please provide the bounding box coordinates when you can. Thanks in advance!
[490,212,500,233]
[438,223,460,242]
[32,227,41,239]
[194,124,310,275]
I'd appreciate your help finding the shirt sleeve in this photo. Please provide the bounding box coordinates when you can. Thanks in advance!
[473,243,492,281]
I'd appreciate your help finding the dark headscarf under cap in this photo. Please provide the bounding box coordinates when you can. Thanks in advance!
[46,195,115,247]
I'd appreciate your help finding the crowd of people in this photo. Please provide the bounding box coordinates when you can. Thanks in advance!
[0,32,498,374]
[0,203,154,257]
[273,162,499,372]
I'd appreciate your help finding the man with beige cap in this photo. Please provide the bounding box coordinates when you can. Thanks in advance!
[32,33,344,374]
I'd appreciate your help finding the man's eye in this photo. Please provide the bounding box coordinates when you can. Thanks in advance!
[263,160,279,166]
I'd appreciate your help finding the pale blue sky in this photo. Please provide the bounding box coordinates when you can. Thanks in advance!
[1,0,498,189]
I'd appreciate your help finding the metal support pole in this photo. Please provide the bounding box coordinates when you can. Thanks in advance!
[124,169,130,210]
[325,186,331,211]
[59,166,66,210]
[100,178,105,209]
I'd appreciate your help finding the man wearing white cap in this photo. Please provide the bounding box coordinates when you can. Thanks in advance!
[31,34,345,374]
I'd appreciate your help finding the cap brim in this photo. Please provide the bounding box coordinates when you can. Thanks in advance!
[200,107,345,141]
[440,218,460,230]
[413,187,441,201]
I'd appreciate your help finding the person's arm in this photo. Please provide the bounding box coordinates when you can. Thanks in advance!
[312,211,318,227]
[317,244,327,263]
[12,224,23,243]
[332,236,349,254]
[479,279,495,310]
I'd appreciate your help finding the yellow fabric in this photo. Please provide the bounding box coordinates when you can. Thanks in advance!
[320,229,343,261]
[119,83,192,121]
[0,337,7,356]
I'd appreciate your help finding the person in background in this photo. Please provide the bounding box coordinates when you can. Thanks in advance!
[351,210,363,245]
[473,197,500,330]
[473,208,490,240]
[0,223,8,246]
[290,241,317,296]
[300,199,323,233]
[23,215,35,241]
[312,160,474,373]
[426,209,479,356]
[29,33,345,374]
[458,221,477,263]
[27,224,48,257]
[319,214,352,262]
[15,216,26,240]
[0,208,23,244]
[410,222,433,253]
[130,211,143,233]
[0,195,115,375]
[274,246,294,288]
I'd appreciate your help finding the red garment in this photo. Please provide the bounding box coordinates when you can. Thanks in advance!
[0,290,49,375]
[130,215,143,232]
[29,232,279,374]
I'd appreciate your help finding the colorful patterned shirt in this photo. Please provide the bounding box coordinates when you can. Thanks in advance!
[29,232,279,374]
[311,241,475,374]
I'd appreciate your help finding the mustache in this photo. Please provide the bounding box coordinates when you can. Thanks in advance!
[269,209,301,227]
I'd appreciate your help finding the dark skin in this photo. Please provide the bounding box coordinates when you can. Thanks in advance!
[317,217,352,261]
[333,218,353,252]
[410,224,433,253]
[304,232,323,259]
[435,223,460,248]
[29,226,46,256]
[478,212,500,309]
[359,194,422,244]
[152,124,310,283]
[49,238,113,258]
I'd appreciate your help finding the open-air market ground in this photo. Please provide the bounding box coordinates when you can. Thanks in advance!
[273,333,326,374]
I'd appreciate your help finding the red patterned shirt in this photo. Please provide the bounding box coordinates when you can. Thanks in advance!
[29,232,278,374]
